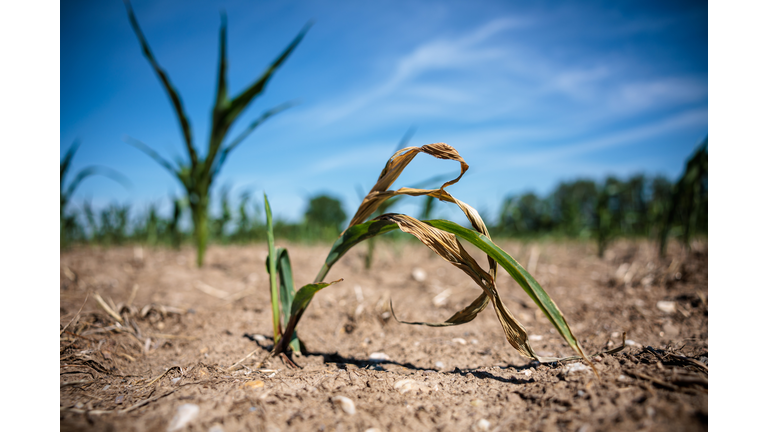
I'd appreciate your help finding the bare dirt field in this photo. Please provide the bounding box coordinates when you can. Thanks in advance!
[60,238,707,431]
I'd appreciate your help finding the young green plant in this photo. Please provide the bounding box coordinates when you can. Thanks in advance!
[123,0,310,266]
[264,194,341,352]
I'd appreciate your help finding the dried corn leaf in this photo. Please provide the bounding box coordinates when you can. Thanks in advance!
[390,292,490,327]
[346,144,497,279]
[348,143,468,227]
[375,213,538,360]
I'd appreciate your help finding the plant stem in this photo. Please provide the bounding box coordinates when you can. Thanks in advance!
[191,195,209,268]
[265,195,281,344]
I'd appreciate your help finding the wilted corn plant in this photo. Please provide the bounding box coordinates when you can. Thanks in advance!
[123,0,310,266]
[262,143,600,374]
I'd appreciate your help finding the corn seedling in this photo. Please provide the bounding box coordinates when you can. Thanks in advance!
[124,0,310,266]
[263,143,608,375]
[264,194,339,353]
[60,141,129,248]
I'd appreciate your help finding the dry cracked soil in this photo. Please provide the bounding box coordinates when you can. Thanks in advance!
[60,238,707,431]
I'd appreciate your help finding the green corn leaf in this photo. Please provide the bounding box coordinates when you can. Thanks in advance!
[64,167,131,201]
[291,280,342,316]
[275,248,296,327]
[124,136,178,176]
[264,194,280,344]
[314,219,400,282]
[208,21,312,172]
[61,141,80,184]
[124,0,197,164]
[277,248,300,353]
[264,197,303,353]
[224,22,312,126]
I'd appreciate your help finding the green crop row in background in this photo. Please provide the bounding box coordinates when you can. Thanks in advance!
[60,141,707,258]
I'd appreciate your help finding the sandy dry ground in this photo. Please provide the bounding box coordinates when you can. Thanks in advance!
[60,238,707,431]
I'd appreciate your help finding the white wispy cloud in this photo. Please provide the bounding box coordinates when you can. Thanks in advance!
[304,17,528,125]
[490,108,707,168]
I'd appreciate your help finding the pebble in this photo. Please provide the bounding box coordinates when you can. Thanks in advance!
[412,268,427,282]
[656,300,676,313]
[475,419,491,431]
[331,396,356,415]
[432,288,451,307]
[529,334,543,341]
[394,379,418,394]
[167,404,199,432]
[209,426,225,432]
[435,361,445,369]
[452,338,467,345]
[171,377,181,385]
[369,352,390,362]
[241,380,265,389]
[562,363,589,375]
[662,322,680,337]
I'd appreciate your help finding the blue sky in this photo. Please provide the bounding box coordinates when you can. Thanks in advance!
[60,0,708,224]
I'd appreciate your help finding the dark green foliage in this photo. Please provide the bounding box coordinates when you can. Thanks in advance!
[551,179,598,237]
[304,194,347,236]
[99,204,131,246]
[497,192,553,236]
[132,204,159,246]
[495,140,707,257]
[61,137,705,256]
[659,138,708,256]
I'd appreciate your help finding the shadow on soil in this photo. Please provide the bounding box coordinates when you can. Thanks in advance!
[244,333,537,384]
